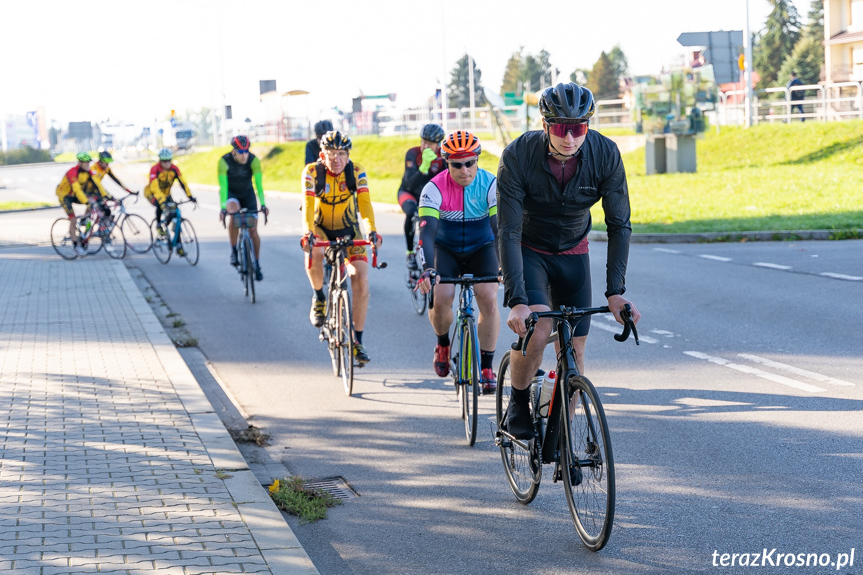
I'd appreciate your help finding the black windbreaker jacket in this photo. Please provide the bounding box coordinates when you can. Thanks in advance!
[496,129,632,308]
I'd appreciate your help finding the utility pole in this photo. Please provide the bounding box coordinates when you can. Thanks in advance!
[744,0,754,127]
[468,54,476,132]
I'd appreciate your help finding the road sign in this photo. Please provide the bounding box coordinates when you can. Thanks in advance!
[677,30,743,84]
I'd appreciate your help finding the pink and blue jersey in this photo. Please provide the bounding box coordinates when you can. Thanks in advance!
[418,168,497,253]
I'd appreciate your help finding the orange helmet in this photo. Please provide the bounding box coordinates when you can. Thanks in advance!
[440,130,481,160]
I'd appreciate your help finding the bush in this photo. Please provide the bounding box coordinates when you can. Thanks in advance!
[0,146,52,166]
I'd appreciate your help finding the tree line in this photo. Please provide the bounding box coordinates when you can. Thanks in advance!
[445,0,824,108]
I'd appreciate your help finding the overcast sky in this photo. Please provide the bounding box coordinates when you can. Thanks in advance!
[2,0,777,126]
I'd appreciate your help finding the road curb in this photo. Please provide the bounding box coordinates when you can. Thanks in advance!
[0,204,58,214]
[110,260,320,575]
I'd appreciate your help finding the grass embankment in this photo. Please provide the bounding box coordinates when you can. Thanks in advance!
[615,122,863,234]
[177,122,863,234]
[0,201,51,211]
[175,136,499,204]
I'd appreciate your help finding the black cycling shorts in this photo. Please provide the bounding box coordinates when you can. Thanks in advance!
[522,247,592,337]
[227,191,257,212]
[60,196,85,217]
[435,243,498,278]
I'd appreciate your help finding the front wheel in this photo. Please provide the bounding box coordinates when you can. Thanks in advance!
[104,220,126,259]
[406,271,427,315]
[496,351,540,504]
[561,375,615,551]
[458,317,480,446]
[244,235,255,302]
[338,289,354,396]
[50,218,78,260]
[151,219,171,264]
[180,220,199,266]
[121,213,153,253]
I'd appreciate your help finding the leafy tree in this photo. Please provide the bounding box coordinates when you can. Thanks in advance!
[501,49,524,93]
[500,48,556,94]
[608,45,629,80]
[778,0,823,86]
[754,0,802,88]
[587,51,620,99]
[448,53,488,108]
[569,69,590,85]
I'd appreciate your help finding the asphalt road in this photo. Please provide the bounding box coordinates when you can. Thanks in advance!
[4,162,863,574]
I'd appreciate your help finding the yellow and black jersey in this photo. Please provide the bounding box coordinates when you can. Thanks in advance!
[301,161,376,235]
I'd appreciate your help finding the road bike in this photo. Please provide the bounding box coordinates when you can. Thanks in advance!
[305,236,385,396]
[428,273,499,446]
[151,200,199,266]
[404,212,426,315]
[111,193,153,253]
[224,208,267,304]
[495,304,638,551]
[51,201,124,260]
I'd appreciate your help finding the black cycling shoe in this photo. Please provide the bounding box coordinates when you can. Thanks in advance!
[255,264,263,281]
[353,343,371,365]
[504,401,534,440]
[230,250,239,267]
[310,297,326,327]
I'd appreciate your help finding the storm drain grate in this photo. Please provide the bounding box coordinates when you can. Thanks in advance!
[302,476,359,500]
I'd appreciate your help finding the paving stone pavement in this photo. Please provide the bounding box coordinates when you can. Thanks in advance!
[0,255,318,575]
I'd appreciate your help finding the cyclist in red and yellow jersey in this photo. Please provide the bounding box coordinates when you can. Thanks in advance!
[301,130,381,364]
[92,151,135,197]
[146,148,196,235]
[55,152,103,255]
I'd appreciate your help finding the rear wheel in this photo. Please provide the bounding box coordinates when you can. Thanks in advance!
[459,317,479,446]
[50,218,78,260]
[104,221,126,259]
[561,375,615,551]
[151,219,171,264]
[338,289,354,396]
[121,213,152,253]
[496,351,540,504]
[83,217,103,255]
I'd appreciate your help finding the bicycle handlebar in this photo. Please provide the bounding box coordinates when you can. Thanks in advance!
[512,303,639,354]
[221,208,266,229]
[302,237,386,270]
[427,271,499,310]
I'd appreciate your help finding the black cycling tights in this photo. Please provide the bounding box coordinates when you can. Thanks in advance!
[401,199,418,251]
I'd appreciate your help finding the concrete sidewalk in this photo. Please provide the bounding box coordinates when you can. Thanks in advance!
[0,254,318,574]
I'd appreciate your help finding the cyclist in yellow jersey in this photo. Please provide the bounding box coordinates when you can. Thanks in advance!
[147,148,196,235]
[301,130,381,364]
[92,151,135,196]
[55,152,102,255]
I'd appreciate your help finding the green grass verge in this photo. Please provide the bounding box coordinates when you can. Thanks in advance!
[0,201,51,211]
[177,122,863,234]
[269,476,342,524]
[175,136,500,204]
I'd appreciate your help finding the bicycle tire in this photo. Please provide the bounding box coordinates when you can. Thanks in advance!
[560,374,615,551]
[408,271,428,315]
[326,290,341,378]
[83,218,103,255]
[244,236,255,303]
[239,239,249,296]
[496,351,540,504]
[121,213,153,253]
[338,288,354,396]
[151,219,171,264]
[104,220,126,259]
[459,317,479,446]
[50,218,78,260]
[180,220,199,266]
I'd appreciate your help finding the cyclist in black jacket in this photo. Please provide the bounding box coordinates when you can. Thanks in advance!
[497,82,641,439]
[305,120,334,165]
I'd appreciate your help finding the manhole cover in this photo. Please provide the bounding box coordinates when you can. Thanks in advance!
[303,476,359,500]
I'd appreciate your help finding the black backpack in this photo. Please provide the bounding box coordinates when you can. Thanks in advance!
[315,160,356,195]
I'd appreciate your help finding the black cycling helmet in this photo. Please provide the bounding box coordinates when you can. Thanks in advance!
[419,123,445,144]
[320,130,352,151]
[314,120,334,138]
[539,82,596,121]
[231,135,251,151]
[98,151,113,163]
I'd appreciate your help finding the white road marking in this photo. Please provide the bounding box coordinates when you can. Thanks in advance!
[753,262,792,270]
[653,248,681,254]
[683,351,826,393]
[820,272,863,281]
[650,329,676,337]
[590,320,658,343]
[699,254,732,262]
[738,354,855,387]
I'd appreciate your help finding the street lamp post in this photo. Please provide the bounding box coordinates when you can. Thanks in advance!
[744,0,754,127]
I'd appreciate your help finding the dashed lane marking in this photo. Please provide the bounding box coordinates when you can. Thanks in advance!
[653,248,681,254]
[738,354,855,387]
[683,351,827,393]
[753,262,792,270]
[699,254,732,262]
[820,272,863,281]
